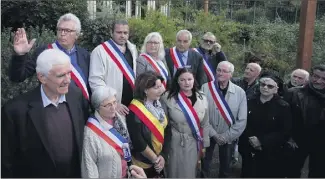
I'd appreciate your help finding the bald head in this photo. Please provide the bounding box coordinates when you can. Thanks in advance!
[244,63,262,81]
[290,69,309,87]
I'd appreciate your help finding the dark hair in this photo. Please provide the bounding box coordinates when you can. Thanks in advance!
[134,71,164,101]
[167,67,202,100]
[311,64,325,75]
[111,19,129,33]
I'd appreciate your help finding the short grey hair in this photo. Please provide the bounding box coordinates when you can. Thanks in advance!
[248,62,262,73]
[218,61,235,74]
[91,86,117,110]
[176,29,192,42]
[57,13,81,35]
[291,68,310,81]
[140,32,165,60]
[36,49,70,76]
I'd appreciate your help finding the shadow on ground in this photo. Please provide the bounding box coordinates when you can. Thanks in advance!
[208,145,309,178]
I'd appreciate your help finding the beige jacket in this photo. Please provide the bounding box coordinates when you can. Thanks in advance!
[89,40,138,103]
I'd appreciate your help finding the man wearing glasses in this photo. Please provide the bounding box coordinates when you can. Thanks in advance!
[9,13,90,100]
[193,32,227,82]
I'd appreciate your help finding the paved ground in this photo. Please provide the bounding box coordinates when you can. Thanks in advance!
[208,145,309,178]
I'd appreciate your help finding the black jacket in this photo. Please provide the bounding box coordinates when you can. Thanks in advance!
[9,44,91,93]
[165,48,207,88]
[283,84,325,146]
[1,85,89,178]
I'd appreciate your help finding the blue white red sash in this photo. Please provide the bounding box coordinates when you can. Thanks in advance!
[176,92,203,152]
[86,116,130,158]
[169,47,185,69]
[140,53,168,88]
[192,48,215,81]
[207,81,235,126]
[101,40,135,89]
[48,42,89,100]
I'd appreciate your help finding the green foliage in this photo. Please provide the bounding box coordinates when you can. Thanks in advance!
[1,26,56,105]
[1,0,88,32]
[128,10,181,48]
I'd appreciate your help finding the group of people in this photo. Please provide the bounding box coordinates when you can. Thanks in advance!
[1,12,324,179]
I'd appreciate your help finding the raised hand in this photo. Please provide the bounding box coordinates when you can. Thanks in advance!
[13,28,36,55]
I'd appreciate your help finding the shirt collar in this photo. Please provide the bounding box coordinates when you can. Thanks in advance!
[40,85,66,107]
[181,50,188,58]
[55,41,76,54]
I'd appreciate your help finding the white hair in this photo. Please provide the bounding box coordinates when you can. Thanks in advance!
[36,49,70,76]
[91,86,117,110]
[57,13,81,35]
[248,62,262,74]
[291,69,310,81]
[176,29,192,42]
[203,32,216,41]
[141,32,165,60]
[218,61,235,74]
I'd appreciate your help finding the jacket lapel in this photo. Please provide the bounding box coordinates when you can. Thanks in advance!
[65,92,81,155]
[28,86,56,167]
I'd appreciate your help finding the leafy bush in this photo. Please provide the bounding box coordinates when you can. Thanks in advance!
[1,26,56,105]
[1,0,88,32]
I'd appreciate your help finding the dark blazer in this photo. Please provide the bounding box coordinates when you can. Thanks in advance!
[9,44,91,92]
[1,85,89,178]
[165,48,207,88]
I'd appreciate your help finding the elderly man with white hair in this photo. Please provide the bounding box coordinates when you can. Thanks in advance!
[287,69,309,89]
[232,62,262,100]
[2,49,89,178]
[165,29,207,88]
[82,86,147,178]
[201,61,247,178]
[10,13,90,100]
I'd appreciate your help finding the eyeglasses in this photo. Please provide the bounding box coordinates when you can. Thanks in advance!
[101,101,117,108]
[57,28,76,34]
[147,41,160,45]
[216,68,231,74]
[259,82,276,89]
[202,39,215,44]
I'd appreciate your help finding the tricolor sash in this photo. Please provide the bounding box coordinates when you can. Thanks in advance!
[140,53,168,88]
[169,47,185,69]
[128,99,167,168]
[192,48,215,81]
[86,116,130,158]
[207,81,235,126]
[48,42,89,100]
[101,40,135,89]
[176,92,203,152]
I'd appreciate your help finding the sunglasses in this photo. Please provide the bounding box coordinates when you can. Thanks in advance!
[259,82,276,89]
[202,39,215,44]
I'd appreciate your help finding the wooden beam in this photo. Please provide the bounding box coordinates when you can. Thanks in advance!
[296,0,317,70]
[204,0,209,15]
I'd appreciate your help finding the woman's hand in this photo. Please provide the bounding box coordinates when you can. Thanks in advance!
[154,155,165,173]
[130,165,147,178]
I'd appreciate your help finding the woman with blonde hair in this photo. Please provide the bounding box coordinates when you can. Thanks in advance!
[136,32,170,89]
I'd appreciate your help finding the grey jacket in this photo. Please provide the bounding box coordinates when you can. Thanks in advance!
[202,81,247,143]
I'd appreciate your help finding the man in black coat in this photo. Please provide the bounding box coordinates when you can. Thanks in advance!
[165,29,207,88]
[9,13,90,100]
[1,49,89,178]
[284,65,325,178]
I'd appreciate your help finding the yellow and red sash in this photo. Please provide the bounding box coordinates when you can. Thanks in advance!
[128,99,167,168]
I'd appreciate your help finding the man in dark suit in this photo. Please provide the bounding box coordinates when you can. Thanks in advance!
[165,29,207,88]
[9,13,90,100]
[2,49,89,178]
